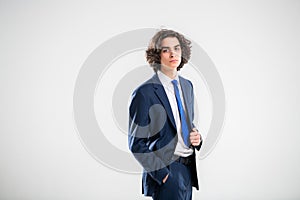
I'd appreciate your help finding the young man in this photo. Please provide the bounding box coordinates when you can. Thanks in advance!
[128,29,203,200]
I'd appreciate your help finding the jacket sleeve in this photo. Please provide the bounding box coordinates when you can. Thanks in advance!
[189,81,205,151]
[128,90,169,185]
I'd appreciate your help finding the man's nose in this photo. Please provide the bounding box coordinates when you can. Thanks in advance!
[170,50,176,57]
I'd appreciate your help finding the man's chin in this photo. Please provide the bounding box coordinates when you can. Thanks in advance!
[161,64,179,72]
[166,65,179,70]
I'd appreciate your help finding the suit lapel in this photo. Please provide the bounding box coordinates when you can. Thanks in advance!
[151,74,177,130]
[179,76,193,130]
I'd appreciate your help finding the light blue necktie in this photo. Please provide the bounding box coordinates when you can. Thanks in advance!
[171,79,190,147]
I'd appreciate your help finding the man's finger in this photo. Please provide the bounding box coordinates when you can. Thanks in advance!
[190,131,198,136]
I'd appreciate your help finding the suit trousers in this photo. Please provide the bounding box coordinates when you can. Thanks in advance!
[152,161,193,200]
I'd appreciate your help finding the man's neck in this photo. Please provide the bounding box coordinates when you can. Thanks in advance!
[160,68,177,79]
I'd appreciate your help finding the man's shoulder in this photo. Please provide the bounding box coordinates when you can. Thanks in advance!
[179,75,193,87]
[132,74,159,96]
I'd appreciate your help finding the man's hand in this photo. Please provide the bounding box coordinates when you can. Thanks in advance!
[190,128,201,146]
[162,174,169,183]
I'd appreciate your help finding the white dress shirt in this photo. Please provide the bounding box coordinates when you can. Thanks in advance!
[157,70,194,157]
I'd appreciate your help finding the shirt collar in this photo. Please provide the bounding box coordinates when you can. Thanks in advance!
[157,70,180,87]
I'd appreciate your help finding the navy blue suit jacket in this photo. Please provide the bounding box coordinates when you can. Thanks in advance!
[128,73,202,196]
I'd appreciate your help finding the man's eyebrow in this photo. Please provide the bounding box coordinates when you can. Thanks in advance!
[161,44,181,49]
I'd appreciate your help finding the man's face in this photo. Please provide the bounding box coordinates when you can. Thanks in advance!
[160,37,182,71]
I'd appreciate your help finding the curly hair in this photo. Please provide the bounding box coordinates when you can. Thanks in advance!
[146,29,192,72]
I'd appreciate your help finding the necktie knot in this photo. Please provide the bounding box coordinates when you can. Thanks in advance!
[171,79,178,86]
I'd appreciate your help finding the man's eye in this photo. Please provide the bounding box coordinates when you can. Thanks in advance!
[162,49,169,53]
[175,47,181,51]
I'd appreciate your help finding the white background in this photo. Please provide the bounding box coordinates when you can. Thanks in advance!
[1,0,300,199]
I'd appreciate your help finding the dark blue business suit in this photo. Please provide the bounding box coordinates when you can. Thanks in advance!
[128,73,202,199]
